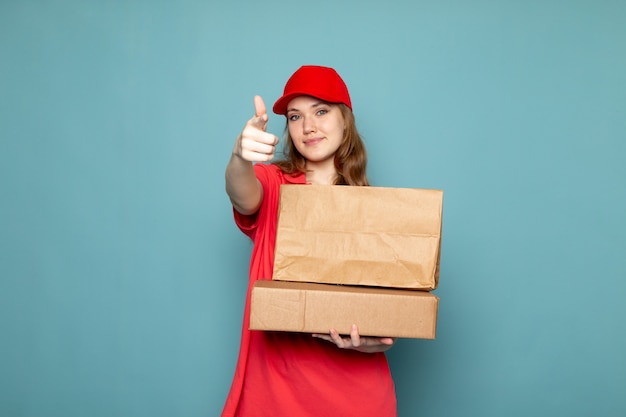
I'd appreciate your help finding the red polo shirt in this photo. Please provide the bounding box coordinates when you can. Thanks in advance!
[221,163,397,417]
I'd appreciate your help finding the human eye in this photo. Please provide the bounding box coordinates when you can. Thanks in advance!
[316,108,328,116]
[288,113,300,122]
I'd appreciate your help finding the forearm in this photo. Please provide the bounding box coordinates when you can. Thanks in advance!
[313,326,397,353]
[354,338,396,353]
[225,150,263,215]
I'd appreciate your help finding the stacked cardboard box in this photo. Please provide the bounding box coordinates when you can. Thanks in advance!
[250,185,443,339]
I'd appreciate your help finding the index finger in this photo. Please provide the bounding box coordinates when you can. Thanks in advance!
[250,95,268,131]
[254,95,267,118]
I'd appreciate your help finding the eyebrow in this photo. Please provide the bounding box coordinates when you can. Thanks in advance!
[286,101,327,113]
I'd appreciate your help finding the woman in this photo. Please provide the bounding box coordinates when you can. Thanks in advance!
[223,65,397,417]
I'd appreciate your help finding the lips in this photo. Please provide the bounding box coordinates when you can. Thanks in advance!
[303,137,324,146]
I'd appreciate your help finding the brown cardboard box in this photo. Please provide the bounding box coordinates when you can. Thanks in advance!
[272,185,443,290]
[250,280,439,339]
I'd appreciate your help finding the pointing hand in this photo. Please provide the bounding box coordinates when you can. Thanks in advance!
[233,96,279,162]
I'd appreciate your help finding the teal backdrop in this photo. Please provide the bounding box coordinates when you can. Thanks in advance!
[1,1,625,416]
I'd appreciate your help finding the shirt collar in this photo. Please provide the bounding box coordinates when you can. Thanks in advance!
[284,170,306,184]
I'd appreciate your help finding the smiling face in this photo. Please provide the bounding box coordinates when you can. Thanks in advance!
[286,95,346,170]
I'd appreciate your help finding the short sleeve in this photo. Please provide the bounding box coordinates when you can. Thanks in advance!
[232,164,278,240]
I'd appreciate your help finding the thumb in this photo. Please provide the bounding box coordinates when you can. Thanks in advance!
[252,95,268,131]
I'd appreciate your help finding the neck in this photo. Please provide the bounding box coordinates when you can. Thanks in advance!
[305,160,336,185]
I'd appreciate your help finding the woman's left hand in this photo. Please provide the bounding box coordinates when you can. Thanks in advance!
[313,324,396,353]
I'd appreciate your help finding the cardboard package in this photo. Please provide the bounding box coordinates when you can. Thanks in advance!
[250,280,439,339]
[272,185,443,290]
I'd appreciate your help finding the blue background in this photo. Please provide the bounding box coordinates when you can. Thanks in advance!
[1,1,625,416]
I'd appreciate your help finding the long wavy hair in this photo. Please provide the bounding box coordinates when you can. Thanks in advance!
[274,104,369,186]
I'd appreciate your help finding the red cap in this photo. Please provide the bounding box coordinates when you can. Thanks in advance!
[272,65,352,115]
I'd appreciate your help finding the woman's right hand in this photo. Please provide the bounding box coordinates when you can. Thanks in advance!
[226,96,279,215]
[233,96,279,162]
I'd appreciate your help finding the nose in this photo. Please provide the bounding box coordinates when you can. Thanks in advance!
[302,116,316,134]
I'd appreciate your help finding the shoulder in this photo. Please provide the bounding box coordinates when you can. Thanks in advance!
[253,163,281,179]
[254,163,305,186]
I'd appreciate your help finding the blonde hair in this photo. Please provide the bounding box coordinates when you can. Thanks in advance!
[274,104,369,186]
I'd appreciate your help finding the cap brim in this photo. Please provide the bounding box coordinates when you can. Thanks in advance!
[272,92,347,115]
[272,92,301,115]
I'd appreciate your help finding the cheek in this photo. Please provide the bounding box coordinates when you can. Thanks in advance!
[287,123,298,138]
